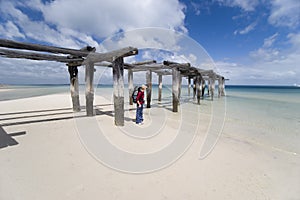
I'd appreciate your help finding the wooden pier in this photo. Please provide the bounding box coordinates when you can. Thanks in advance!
[0,39,226,126]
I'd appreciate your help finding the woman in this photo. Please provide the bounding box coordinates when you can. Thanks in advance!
[136,84,147,125]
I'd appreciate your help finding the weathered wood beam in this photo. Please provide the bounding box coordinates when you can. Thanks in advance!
[0,48,83,63]
[0,39,138,64]
[85,62,95,116]
[155,71,172,76]
[146,70,152,108]
[158,74,162,102]
[178,74,182,102]
[67,65,80,112]
[83,47,138,64]
[124,60,157,69]
[193,77,197,100]
[172,68,180,112]
[202,79,206,97]
[196,75,202,104]
[0,39,94,56]
[218,76,222,98]
[130,63,170,72]
[128,69,134,105]
[209,77,215,101]
[112,57,125,126]
[218,76,226,97]
[188,77,191,96]
[163,61,190,67]
[131,60,156,65]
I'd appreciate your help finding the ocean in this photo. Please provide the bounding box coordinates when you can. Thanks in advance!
[1,84,299,154]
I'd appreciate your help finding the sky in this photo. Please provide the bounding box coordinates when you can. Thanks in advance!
[0,0,299,85]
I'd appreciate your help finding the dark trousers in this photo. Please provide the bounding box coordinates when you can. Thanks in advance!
[136,104,144,124]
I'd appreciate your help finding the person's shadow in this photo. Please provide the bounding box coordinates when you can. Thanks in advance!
[0,125,26,149]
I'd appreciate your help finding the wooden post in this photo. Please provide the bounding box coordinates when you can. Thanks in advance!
[146,70,152,108]
[201,79,205,97]
[221,77,226,96]
[210,77,215,101]
[178,74,182,103]
[85,62,94,116]
[196,75,201,104]
[128,69,134,105]
[158,74,162,102]
[193,77,196,100]
[207,79,210,96]
[68,65,80,112]
[172,68,180,112]
[112,57,125,126]
[188,77,191,96]
[218,76,222,98]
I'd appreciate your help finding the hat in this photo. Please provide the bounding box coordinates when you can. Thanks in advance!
[141,84,148,89]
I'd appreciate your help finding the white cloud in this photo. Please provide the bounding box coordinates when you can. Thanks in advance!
[0,58,69,84]
[249,33,280,61]
[215,0,259,11]
[191,2,201,15]
[0,21,25,39]
[234,21,257,35]
[216,32,300,85]
[39,0,187,38]
[268,0,300,28]
[262,33,279,48]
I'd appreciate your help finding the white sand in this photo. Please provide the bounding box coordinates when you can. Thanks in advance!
[0,93,299,199]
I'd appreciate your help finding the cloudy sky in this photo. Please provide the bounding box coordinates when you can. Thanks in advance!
[0,0,299,85]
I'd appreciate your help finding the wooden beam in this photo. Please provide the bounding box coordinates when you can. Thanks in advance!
[0,39,93,56]
[188,77,191,96]
[83,47,138,64]
[218,76,222,98]
[219,76,225,96]
[68,65,80,112]
[130,63,170,72]
[128,69,134,105]
[158,74,162,102]
[178,74,182,103]
[146,70,152,108]
[209,77,215,101]
[131,60,156,65]
[0,48,83,63]
[193,77,196,100]
[202,79,206,97]
[196,75,201,104]
[112,57,125,126]
[172,68,180,112]
[0,39,138,64]
[163,61,190,68]
[85,62,95,116]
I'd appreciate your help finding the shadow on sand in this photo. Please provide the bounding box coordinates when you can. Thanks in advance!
[0,125,26,149]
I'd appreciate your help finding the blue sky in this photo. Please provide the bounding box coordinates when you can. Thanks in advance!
[0,0,299,85]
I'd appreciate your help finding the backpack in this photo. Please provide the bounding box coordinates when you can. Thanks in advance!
[132,86,141,103]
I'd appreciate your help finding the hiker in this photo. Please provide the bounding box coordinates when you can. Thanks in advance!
[136,84,147,125]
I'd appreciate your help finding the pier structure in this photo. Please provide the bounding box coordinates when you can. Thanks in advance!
[0,39,226,126]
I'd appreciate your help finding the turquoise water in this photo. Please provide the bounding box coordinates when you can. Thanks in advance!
[223,85,300,154]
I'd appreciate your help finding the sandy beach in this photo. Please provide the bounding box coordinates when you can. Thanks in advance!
[0,90,299,200]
